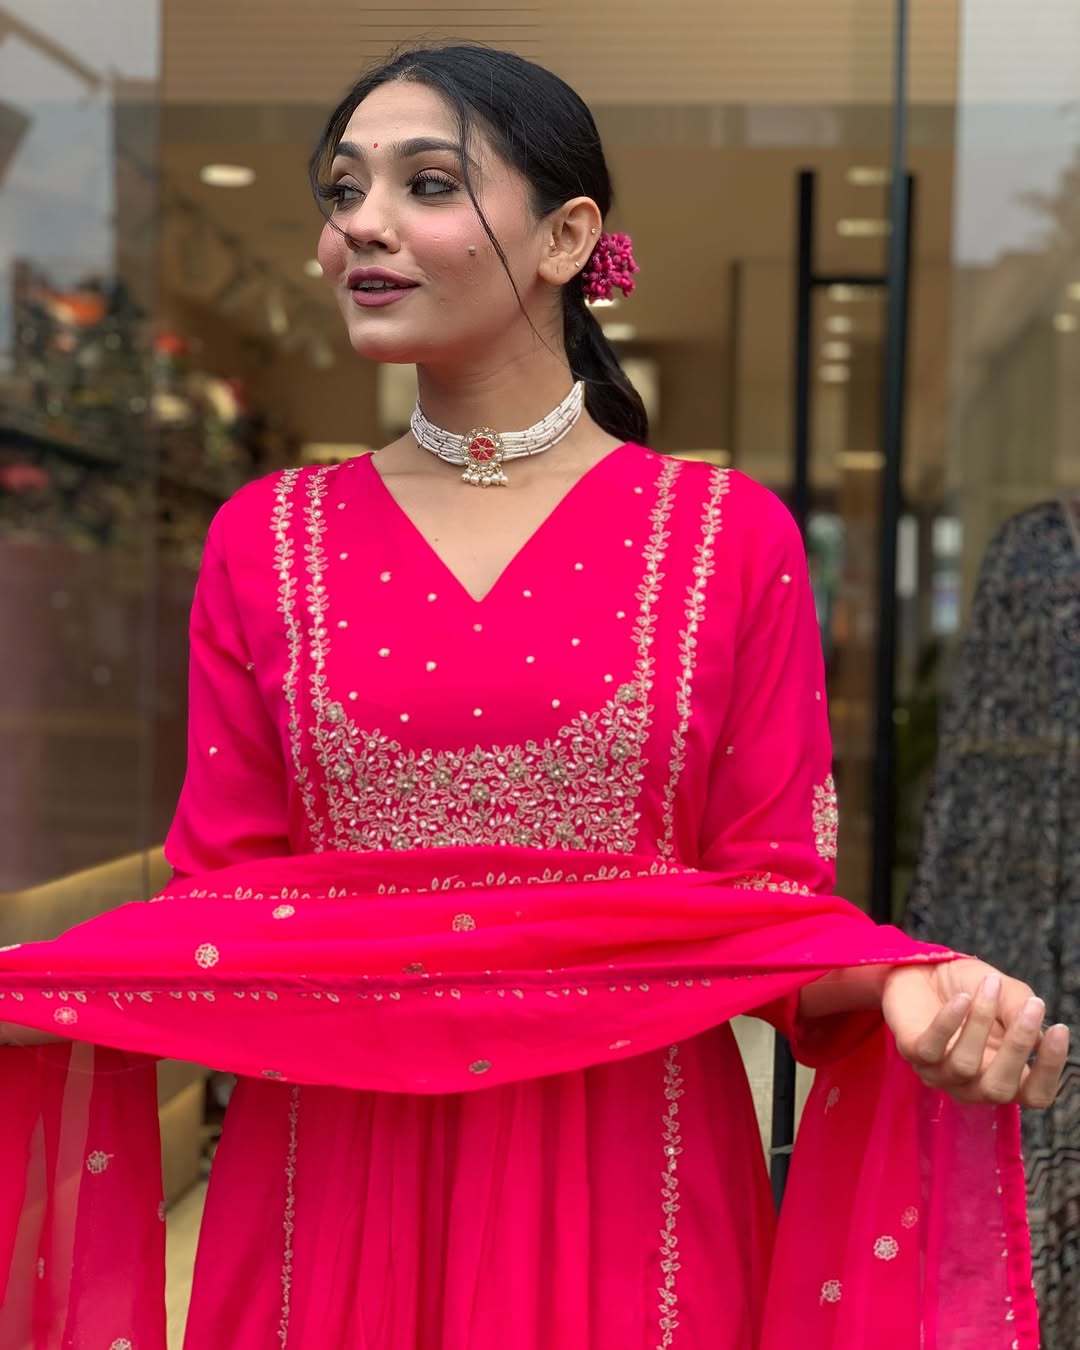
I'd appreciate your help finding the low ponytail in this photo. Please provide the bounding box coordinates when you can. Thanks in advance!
[563,286,649,446]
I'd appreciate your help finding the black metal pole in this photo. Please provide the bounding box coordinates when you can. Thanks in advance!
[870,0,914,927]
[771,170,817,1207]
[791,171,814,537]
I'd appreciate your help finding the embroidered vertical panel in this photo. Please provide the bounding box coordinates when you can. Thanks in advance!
[659,467,729,857]
[657,1043,684,1348]
[278,1083,301,1347]
[273,469,320,846]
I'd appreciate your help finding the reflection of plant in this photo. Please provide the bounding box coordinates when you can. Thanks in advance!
[894,639,944,867]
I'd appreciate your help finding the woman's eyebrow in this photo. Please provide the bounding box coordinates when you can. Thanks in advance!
[333,137,477,170]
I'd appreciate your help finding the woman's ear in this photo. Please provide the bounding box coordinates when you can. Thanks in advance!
[537,197,602,288]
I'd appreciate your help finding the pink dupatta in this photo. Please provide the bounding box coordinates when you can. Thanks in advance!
[0,846,1036,1348]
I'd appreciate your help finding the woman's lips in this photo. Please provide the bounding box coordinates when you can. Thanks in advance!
[349,286,416,308]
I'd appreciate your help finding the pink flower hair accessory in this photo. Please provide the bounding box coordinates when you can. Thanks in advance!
[582,231,639,303]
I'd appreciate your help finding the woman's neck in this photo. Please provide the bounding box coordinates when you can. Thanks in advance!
[414,347,576,437]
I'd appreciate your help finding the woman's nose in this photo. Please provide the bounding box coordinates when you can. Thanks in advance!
[342,194,399,253]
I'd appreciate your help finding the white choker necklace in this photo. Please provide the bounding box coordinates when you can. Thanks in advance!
[410,381,585,487]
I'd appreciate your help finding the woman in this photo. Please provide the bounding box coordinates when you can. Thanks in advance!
[0,45,1069,1350]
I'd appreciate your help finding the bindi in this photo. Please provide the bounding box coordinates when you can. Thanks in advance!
[372,142,378,149]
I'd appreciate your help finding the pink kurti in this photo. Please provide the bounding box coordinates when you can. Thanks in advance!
[167,445,836,1347]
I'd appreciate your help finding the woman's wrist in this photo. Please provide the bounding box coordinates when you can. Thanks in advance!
[798,963,892,1019]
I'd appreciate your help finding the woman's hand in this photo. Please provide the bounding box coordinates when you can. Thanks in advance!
[882,958,1070,1108]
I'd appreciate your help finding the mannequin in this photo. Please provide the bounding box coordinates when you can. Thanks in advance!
[907,496,1080,1348]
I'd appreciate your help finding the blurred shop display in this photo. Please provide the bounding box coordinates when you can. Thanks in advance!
[0,262,296,568]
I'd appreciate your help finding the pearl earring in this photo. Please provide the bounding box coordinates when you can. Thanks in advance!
[467,245,477,256]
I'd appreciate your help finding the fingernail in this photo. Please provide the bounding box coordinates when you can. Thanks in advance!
[981,972,1002,1001]
[948,993,972,1015]
[1020,997,1044,1029]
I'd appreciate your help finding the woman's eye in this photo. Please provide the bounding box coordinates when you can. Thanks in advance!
[318,182,363,209]
[410,172,457,198]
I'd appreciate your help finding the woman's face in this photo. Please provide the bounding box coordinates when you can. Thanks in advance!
[316,80,553,366]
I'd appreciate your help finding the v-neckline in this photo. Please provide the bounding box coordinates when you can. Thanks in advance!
[362,442,630,606]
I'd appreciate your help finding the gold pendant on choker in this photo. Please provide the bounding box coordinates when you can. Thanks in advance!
[462,429,508,487]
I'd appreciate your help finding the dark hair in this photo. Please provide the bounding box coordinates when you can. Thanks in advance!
[309,44,648,446]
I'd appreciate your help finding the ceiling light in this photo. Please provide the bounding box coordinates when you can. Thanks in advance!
[601,322,636,342]
[822,340,852,361]
[819,364,850,384]
[825,315,854,334]
[826,284,883,303]
[199,163,255,188]
[836,218,891,238]
[838,450,885,471]
[846,166,890,187]
[1052,312,1079,333]
[303,258,324,278]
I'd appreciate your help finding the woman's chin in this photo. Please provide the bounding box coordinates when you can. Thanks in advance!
[346,326,426,366]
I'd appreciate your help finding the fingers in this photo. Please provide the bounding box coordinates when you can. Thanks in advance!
[910,972,1001,1084]
[976,995,1045,1104]
[1019,1023,1070,1110]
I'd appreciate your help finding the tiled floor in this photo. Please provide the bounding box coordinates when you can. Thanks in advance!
[162,1021,809,1340]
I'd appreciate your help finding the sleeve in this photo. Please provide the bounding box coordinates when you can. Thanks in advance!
[698,484,862,1054]
[162,502,291,881]
[699,486,836,897]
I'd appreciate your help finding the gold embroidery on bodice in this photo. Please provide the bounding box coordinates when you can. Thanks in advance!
[273,458,683,854]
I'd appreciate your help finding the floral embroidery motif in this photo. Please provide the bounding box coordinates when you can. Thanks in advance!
[813,774,839,860]
[660,467,729,858]
[873,1235,900,1261]
[733,872,813,896]
[86,1150,113,1174]
[110,1340,133,1350]
[468,1059,492,1075]
[276,459,682,854]
[657,1044,684,1348]
[278,1084,300,1347]
[53,1006,78,1025]
[452,914,477,932]
[272,905,296,919]
[901,1206,919,1229]
[194,943,220,969]
[825,1086,841,1112]
[820,1279,842,1305]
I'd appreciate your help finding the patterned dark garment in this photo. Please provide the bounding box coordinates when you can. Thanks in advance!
[906,498,1079,1349]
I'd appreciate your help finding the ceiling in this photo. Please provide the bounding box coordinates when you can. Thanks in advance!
[159,0,960,107]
